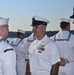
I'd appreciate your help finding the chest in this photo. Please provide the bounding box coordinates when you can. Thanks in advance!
[29,42,47,57]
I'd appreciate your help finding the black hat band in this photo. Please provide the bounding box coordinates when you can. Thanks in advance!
[31,20,47,26]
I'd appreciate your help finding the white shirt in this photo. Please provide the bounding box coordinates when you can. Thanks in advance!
[29,35,60,75]
[21,33,37,59]
[11,38,26,60]
[0,37,16,75]
[50,31,74,62]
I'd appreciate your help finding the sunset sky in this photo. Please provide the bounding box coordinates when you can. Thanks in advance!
[0,0,74,31]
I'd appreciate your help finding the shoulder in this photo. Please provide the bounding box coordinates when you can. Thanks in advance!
[44,36,57,48]
[71,33,74,37]
[2,42,14,52]
[11,38,17,44]
[50,35,55,41]
[6,43,14,52]
[70,33,74,40]
[44,35,55,44]
[0,42,16,62]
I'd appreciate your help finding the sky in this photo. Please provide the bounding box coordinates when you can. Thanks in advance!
[0,0,74,31]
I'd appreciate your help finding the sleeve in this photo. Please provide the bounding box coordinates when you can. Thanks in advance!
[2,48,16,75]
[47,43,60,65]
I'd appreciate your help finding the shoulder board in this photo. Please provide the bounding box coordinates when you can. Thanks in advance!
[4,48,13,52]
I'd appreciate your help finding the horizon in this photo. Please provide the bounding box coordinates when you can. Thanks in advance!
[8,30,74,38]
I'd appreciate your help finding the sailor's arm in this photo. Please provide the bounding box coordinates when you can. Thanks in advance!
[50,62,59,75]
[3,48,16,75]
[26,60,30,75]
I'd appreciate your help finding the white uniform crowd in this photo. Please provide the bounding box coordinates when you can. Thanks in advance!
[0,15,74,75]
[11,31,36,75]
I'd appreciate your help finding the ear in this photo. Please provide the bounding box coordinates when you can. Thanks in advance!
[0,27,4,35]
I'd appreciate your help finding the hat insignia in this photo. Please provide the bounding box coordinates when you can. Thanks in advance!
[32,18,35,23]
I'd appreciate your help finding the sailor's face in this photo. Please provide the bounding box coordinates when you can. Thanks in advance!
[32,24,46,37]
[1,25,9,38]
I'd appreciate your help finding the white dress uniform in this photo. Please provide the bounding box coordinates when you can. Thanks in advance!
[22,33,37,60]
[4,39,10,44]
[50,31,74,75]
[29,34,60,75]
[0,37,16,75]
[11,38,26,75]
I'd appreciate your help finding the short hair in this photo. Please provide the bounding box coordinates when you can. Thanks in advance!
[60,22,70,29]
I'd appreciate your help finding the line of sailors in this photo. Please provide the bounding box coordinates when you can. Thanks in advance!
[11,16,74,75]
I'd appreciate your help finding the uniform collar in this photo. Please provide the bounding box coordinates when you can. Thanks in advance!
[36,34,47,43]
[59,30,70,34]
[54,30,71,41]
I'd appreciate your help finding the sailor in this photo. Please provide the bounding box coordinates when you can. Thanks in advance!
[26,15,60,75]
[22,32,37,60]
[50,18,74,75]
[0,17,16,75]
[11,29,26,75]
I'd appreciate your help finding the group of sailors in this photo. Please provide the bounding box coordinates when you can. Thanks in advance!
[0,15,74,75]
[10,29,36,75]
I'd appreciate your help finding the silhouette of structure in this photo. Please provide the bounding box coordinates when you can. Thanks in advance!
[70,6,74,24]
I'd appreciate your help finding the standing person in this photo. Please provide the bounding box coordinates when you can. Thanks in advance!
[11,29,26,75]
[22,32,37,61]
[50,18,74,75]
[0,17,16,75]
[26,15,60,75]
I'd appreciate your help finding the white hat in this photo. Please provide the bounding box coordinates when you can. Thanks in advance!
[59,18,71,23]
[0,17,9,25]
[31,15,49,26]
[18,29,25,34]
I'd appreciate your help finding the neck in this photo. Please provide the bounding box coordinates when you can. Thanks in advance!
[37,33,45,40]
[62,29,69,31]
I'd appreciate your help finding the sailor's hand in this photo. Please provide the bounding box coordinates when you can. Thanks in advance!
[59,58,66,66]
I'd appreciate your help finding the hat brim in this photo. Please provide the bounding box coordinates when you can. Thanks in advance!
[30,21,47,26]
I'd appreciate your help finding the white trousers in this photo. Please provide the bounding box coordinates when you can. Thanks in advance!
[16,58,27,75]
[58,62,74,75]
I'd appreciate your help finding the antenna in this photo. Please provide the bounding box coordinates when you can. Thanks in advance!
[73,6,74,15]
[70,6,74,24]
[70,6,74,18]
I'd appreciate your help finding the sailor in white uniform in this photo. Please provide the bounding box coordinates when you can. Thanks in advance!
[50,18,74,75]
[0,17,16,75]
[11,29,26,75]
[22,33,37,60]
[26,15,60,75]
